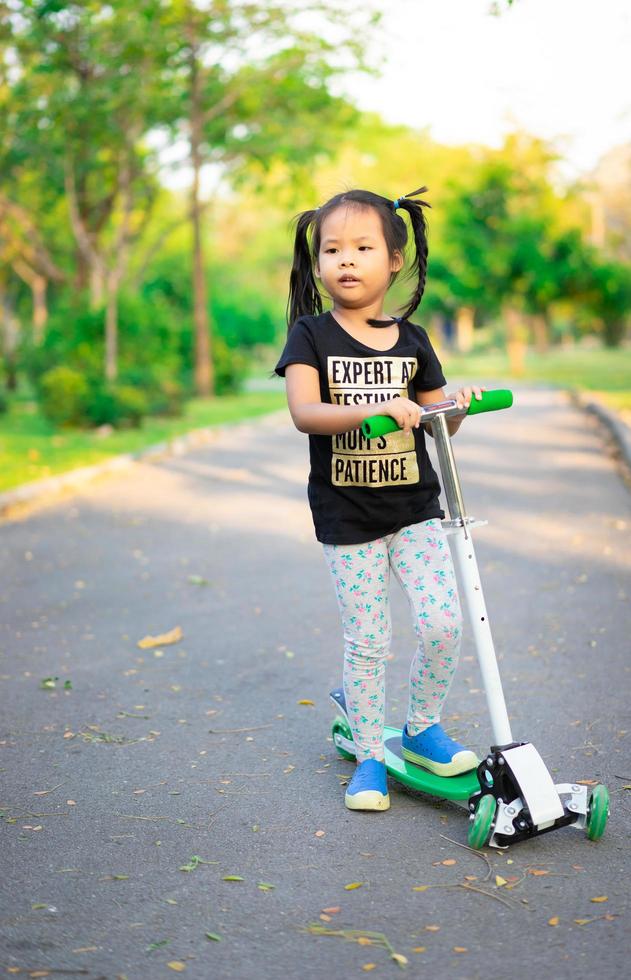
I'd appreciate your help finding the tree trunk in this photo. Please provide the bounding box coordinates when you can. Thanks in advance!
[0,283,20,390]
[504,306,527,376]
[105,277,118,382]
[12,258,48,344]
[455,306,475,353]
[189,37,213,398]
[530,312,550,354]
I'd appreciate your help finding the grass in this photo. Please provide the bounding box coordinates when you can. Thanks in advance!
[440,345,631,416]
[0,389,287,493]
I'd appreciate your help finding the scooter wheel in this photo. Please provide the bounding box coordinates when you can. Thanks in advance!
[468,794,496,849]
[332,716,356,761]
[586,784,609,841]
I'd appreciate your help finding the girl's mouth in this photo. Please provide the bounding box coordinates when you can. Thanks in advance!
[338,275,360,285]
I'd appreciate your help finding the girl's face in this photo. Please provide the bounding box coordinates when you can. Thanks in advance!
[315,204,403,312]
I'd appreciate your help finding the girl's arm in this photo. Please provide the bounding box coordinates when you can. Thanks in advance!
[285,364,422,436]
[417,386,485,436]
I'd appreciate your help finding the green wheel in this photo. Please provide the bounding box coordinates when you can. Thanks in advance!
[467,794,496,849]
[586,784,609,841]
[331,716,356,761]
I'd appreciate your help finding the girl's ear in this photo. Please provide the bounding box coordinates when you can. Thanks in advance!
[391,250,404,273]
[314,259,321,278]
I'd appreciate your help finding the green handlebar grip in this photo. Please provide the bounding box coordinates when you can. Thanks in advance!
[465,388,513,415]
[361,389,513,438]
[361,415,401,438]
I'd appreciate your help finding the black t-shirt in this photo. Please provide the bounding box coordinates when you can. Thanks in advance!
[275,312,447,545]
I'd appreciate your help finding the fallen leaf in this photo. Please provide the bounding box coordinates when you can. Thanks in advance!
[412,946,427,953]
[464,875,478,882]
[574,918,591,925]
[495,875,507,887]
[527,869,549,876]
[577,779,598,786]
[167,962,186,972]
[357,937,373,946]
[442,859,456,866]
[425,924,440,932]
[298,699,315,706]
[222,875,244,882]
[205,933,222,942]
[137,626,183,649]
[362,966,376,973]
[344,882,364,891]
[590,896,608,903]
[412,885,429,892]
[322,907,340,915]
[314,830,325,838]
[319,914,331,922]
[453,946,468,953]
[391,953,408,966]
[548,917,560,926]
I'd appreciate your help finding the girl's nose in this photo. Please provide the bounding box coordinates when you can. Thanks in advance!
[340,256,355,266]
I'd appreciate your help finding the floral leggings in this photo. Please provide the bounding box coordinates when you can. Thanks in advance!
[323,519,462,763]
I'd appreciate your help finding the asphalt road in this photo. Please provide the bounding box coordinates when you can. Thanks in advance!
[1,385,630,980]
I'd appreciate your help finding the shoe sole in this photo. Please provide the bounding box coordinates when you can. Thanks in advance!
[345,790,391,811]
[401,747,479,777]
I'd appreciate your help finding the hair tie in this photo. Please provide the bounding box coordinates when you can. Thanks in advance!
[393,197,403,210]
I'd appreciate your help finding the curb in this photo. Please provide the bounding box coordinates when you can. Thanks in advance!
[0,409,288,523]
[568,389,631,482]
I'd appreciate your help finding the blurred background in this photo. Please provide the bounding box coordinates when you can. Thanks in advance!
[1,0,630,490]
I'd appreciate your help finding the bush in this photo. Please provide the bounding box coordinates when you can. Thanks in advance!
[144,378,186,417]
[0,388,8,416]
[213,337,249,395]
[85,383,149,428]
[39,366,89,427]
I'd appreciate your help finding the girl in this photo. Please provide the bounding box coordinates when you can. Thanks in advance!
[275,187,483,812]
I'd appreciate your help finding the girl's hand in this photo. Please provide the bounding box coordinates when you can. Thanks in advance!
[448,385,486,414]
[384,396,422,435]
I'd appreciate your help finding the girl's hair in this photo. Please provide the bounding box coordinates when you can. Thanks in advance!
[286,187,430,329]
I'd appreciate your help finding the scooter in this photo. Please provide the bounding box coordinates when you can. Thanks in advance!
[330,390,609,848]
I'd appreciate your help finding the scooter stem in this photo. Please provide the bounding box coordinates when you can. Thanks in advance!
[431,413,513,747]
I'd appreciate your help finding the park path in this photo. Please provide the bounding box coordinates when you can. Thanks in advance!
[1,386,630,979]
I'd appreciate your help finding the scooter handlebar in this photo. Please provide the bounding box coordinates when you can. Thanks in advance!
[361,389,513,439]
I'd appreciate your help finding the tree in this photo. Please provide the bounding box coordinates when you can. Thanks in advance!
[2,0,169,379]
[157,0,379,395]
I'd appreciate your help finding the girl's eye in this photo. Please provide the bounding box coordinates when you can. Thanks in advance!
[325,248,338,254]
[359,246,372,251]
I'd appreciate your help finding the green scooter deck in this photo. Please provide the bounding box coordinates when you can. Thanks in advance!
[382,725,480,801]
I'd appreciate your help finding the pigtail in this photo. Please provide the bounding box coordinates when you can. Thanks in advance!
[286,209,322,329]
[395,187,431,322]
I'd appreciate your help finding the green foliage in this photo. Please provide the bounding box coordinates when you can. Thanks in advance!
[39,366,89,427]
[0,388,10,416]
[38,364,150,429]
[85,383,149,428]
[210,276,277,349]
[213,336,249,396]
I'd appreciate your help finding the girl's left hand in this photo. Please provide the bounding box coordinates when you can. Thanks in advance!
[449,385,486,414]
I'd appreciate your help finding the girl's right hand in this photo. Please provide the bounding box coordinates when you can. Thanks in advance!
[384,396,422,435]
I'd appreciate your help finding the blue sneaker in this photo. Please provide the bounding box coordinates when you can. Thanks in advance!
[401,723,478,777]
[345,758,390,811]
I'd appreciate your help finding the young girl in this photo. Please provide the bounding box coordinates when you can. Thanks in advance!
[275,187,483,812]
